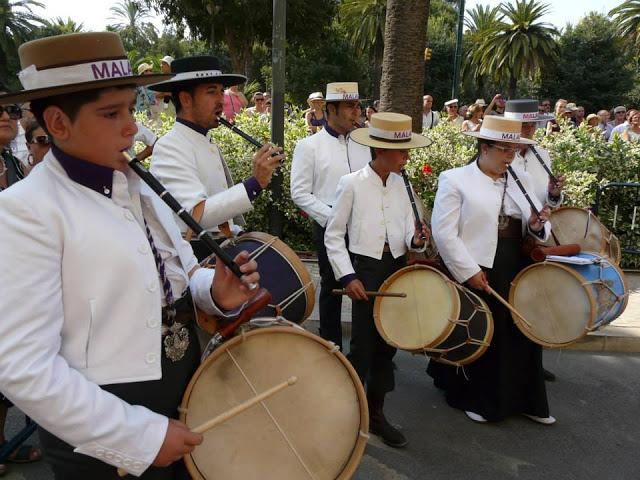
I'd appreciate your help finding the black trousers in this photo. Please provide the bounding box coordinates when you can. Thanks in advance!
[348,252,406,396]
[39,295,200,480]
[312,221,345,350]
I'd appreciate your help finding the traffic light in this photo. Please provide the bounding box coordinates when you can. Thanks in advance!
[424,47,433,61]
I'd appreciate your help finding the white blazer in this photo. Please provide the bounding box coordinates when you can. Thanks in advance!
[290,128,371,227]
[431,162,551,283]
[151,121,250,233]
[0,152,224,476]
[512,146,563,207]
[325,165,424,280]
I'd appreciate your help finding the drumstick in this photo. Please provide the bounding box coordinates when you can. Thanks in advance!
[486,285,533,328]
[117,376,298,477]
[192,376,297,434]
[332,289,407,298]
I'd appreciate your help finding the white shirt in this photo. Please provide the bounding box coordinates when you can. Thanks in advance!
[290,127,371,227]
[0,151,225,476]
[512,146,563,208]
[422,110,440,130]
[11,122,29,167]
[609,121,628,142]
[134,122,157,147]
[151,121,251,234]
[431,162,551,283]
[325,164,424,280]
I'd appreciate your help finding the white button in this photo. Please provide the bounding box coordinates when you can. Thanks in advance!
[147,282,157,292]
[105,451,114,460]
[146,352,157,364]
[147,318,159,328]
[138,244,149,254]
[96,449,104,457]
[124,210,135,221]
[133,462,143,470]
[123,459,131,467]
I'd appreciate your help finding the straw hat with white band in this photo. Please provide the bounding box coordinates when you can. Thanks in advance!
[307,91,325,107]
[148,55,246,92]
[350,112,432,149]
[462,115,536,145]
[0,32,172,105]
[325,82,365,103]
[504,99,554,123]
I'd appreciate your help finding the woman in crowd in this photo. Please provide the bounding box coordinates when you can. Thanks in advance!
[621,110,640,143]
[461,103,484,132]
[23,117,50,175]
[304,91,327,134]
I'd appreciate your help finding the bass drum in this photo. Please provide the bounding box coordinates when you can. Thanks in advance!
[542,207,621,264]
[202,232,315,324]
[180,320,368,480]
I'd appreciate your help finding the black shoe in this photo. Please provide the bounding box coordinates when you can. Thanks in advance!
[370,414,408,448]
[544,369,556,382]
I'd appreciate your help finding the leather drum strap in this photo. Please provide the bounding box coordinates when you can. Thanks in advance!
[184,200,233,241]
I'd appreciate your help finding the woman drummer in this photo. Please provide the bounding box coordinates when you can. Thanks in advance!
[428,116,555,424]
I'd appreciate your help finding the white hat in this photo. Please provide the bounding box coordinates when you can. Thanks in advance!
[444,98,458,106]
[325,82,363,102]
[463,116,536,145]
[474,98,487,107]
[161,55,174,65]
[350,112,432,149]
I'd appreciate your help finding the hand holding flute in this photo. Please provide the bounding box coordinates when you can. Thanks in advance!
[252,142,286,188]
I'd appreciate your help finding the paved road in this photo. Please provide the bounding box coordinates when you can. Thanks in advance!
[4,348,640,480]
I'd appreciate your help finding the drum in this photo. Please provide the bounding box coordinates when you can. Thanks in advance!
[509,253,629,348]
[542,207,621,264]
[373,265,493,366]
[180,320,368,480]
[202,232,315,324]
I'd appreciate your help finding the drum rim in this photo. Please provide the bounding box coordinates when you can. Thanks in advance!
[180,325,369,480]
[373,264,459,351]
[509,260,598,348]
[223,232,316,322]
[593,257,630,326]
[544,206,621,264]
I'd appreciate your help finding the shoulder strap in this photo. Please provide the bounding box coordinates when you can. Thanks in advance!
[184,200,205,242]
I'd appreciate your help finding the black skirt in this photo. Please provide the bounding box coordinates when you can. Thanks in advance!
[427,235,549,421]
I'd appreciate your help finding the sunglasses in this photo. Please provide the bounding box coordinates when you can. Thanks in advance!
[491,144,519,154]
[29,135,50,146]
[447,105,458,109]
[0,105,22,120]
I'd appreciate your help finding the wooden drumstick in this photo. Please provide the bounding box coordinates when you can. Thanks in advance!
[486,285,533,328]
[118,376,297,477]
[332,289,407,298]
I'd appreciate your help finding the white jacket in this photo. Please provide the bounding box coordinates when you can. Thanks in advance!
[325,165,424,280]
[432,162,551,283]
[0,152,224,476]
[151,121,250,234]
[290,127,371,227]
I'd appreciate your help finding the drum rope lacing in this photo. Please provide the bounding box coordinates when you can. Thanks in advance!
[224,344,318,480]
[583,259,628,330]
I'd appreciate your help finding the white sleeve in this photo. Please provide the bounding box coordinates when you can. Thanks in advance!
[151,137,252,230]
[290,140,332,227]
[0,194,167,477]
[431,172,482,283]
[135,123,158,146]
[324,177,355,280]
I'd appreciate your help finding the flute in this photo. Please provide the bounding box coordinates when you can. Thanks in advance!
[506,165,560,246]
[122,151,257,289]
[218,117,284,164]
[400,169,426,240]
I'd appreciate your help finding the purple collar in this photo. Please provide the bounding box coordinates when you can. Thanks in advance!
[53,144,114,198]
[176,117,209,136]
[324,124,342,139]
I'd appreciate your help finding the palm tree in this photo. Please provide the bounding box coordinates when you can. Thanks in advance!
[461,4,503,89]
[38,17,84,36]
[339,0,387,99]
[609,0,640,49]
[0,0,45,87]
[380,0,430,130]
[108,0,156,48]
[470,0,558,98]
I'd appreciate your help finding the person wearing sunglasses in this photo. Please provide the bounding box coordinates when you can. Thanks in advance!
[0,100,25,190]
[443,98,463,127]
[24,117,51,174]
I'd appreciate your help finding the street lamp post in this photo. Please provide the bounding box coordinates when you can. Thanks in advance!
[451,0,465,99]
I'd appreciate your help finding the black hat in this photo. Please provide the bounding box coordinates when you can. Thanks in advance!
[504,99,554,122]
[148,56,246,92]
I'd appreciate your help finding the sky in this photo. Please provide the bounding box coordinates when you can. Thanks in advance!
[31,0,624,32]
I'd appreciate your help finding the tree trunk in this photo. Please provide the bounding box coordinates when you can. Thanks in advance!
[372,25,384,100]
[379,0,430,132]
[507,75,517,99]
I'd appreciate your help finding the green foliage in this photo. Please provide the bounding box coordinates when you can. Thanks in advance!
[538,13,635,112]
[609,0,640,51]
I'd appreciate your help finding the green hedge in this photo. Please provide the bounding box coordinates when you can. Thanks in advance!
[140,113,639,268]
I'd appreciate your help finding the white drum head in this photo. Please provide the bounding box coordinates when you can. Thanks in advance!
[374,265,458,351]
[182,327,367,480]
[510,262,597,347]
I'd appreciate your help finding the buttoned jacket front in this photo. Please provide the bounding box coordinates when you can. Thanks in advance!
[290,127,371,227]
[325,165,424,280]
[0,151,222,476]
[431,162,551,283]
[151,121,250,234]
[512,146,563,207]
